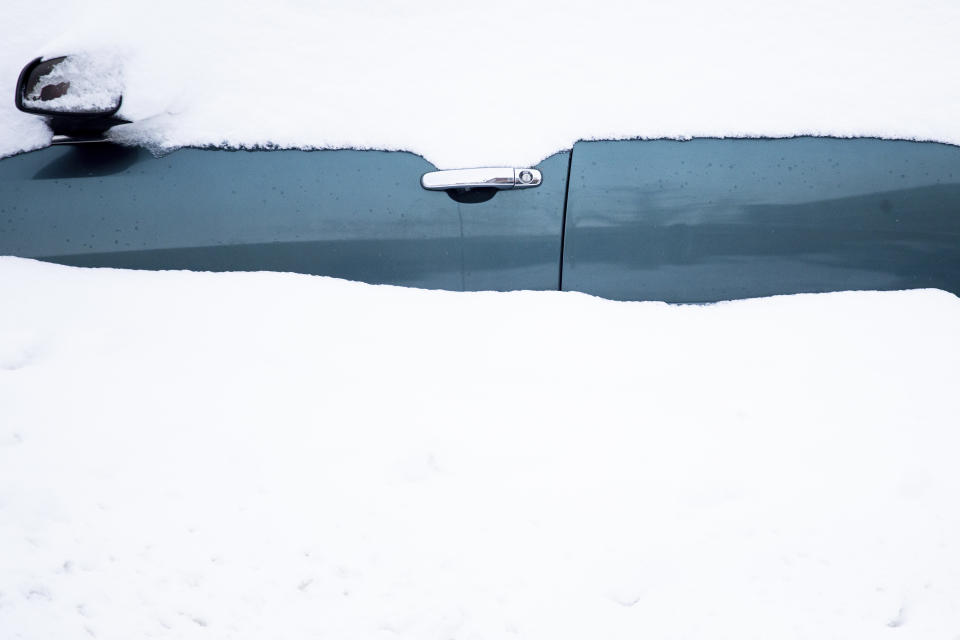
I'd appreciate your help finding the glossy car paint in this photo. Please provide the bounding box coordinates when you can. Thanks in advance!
[4,138,960,302]
[0,144,569,291]
[563,138,960,302]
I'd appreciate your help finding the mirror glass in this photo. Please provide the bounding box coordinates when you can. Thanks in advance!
[20,55,122,115]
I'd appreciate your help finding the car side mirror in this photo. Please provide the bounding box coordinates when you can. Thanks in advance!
[15,56,128,139]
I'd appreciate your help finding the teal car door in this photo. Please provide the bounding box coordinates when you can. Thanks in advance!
[0,144,569,291]
[561,138,960,302]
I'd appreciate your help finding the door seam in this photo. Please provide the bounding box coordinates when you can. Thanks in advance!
[557,146,574,291]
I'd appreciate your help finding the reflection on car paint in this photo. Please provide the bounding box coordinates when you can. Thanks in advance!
[0,145,569,292]
[563,138,960,302]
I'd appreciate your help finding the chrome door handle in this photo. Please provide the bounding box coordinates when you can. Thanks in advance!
[421,167,542,191]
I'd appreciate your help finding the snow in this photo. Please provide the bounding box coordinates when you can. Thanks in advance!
[19,54,124,114]
[2,257,960,639]
[2,0,960,167]
[3,1,960,635]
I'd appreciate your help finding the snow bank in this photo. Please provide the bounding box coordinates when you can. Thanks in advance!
[2,0,960,166]
[2,257,959,639]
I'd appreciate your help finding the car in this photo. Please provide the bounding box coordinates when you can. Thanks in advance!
[3,55,959,302]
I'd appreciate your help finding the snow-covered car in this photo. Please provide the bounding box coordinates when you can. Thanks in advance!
[3,55,959,302]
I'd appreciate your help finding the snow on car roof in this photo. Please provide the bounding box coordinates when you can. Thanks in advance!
[2,0,959,167]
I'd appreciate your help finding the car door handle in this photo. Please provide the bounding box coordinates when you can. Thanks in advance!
[421,167,542,191]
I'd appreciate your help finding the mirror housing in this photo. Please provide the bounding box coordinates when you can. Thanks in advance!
[15,56,128,139]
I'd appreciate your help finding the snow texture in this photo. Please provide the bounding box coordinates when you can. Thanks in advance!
[2,257,960,639]
[19,53,124,114]
[2,0,960,167]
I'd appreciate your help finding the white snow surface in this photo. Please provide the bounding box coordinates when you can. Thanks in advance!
[2,0,960,166]
[19,53,124,114]
[1,257,960,639]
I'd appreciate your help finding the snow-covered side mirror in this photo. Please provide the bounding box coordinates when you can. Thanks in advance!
[15,55,127,139]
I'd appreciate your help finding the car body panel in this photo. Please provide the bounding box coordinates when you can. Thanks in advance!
[562,138,960,302]
[0,144,569,291]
